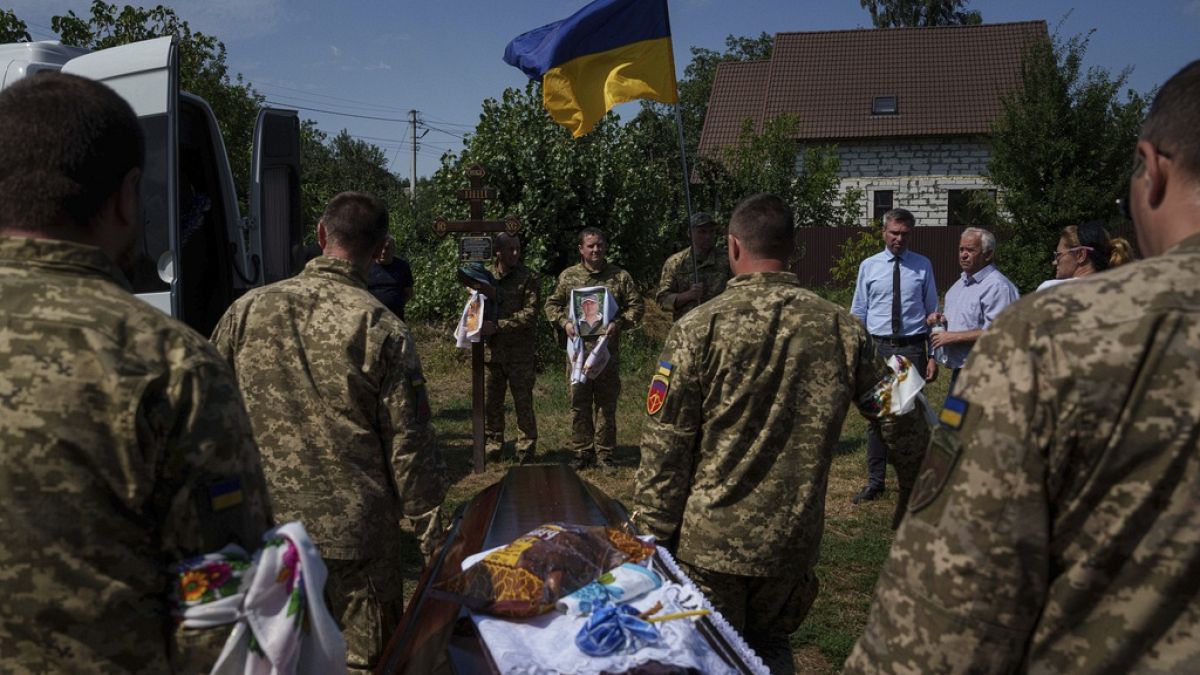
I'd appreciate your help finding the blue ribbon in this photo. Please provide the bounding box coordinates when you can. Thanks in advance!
[575,602,661,657]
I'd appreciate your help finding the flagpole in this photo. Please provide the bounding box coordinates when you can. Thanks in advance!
[672,103,699,284]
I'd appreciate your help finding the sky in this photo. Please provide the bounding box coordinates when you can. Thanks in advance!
[8,0,1199,179]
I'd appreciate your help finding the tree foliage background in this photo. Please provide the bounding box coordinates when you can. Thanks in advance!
[983,30,1147,292]
[860,0,982,28]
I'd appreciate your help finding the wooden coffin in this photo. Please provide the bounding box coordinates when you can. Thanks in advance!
[375,464,757,675]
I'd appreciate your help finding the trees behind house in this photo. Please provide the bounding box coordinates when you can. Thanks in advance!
[985,31,1147,292]
[860,0,982,28]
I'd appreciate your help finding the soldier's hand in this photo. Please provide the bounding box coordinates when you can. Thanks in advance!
[925,359,938,383]
[678,283,703,305]
[565,321,577,338]
[481,320,497,337]
[605,321,621,337]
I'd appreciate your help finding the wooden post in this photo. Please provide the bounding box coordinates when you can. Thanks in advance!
[432,164,522,474]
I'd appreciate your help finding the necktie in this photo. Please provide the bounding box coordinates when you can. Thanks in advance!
[891,256,902,336]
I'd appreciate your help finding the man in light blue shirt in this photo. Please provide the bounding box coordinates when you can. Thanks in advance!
[850,208,939,506]
[930,228,1020,392]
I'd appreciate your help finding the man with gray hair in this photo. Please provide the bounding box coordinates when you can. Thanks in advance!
[929,227,1019,391]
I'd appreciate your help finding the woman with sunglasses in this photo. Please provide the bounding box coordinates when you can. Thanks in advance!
[1036,219,1135,291]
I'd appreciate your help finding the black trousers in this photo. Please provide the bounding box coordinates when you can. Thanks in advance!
[866,341,929,489]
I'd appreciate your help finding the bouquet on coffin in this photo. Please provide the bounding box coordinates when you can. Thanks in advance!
[567,286,619,384]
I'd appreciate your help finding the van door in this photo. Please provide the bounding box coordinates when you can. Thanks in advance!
[63,36,179,317]
[249,108,302,285]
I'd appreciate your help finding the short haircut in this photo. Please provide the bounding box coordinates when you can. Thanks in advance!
[962,227,996,254]
[1140,60,1200,179]
[881,208,916,229]
[320,191,389,260]
[729,193,795,260]
[0,72,143,233]
[578,226,606,246]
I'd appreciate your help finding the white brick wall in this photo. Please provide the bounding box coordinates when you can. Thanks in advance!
[798,136,1000,227]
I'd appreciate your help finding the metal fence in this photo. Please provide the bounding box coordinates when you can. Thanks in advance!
[794,226,968,294]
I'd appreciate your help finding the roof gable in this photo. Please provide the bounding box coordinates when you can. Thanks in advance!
[698,20,1048,156]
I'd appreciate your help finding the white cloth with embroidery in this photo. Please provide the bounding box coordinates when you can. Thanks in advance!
[175,521,346,675]
[567,335,610,384]
[884,354,925,415]
[454,291,487,348]
[467,545,769,675]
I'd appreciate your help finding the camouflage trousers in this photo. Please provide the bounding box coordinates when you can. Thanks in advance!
[484,360,538,458]
[679,560,819,675]
[324,557,405,671]
[568,352,621,460]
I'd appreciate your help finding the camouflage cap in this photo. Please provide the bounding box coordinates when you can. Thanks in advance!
[689,212,718,229]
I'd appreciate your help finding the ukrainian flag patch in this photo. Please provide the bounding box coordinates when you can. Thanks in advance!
[939,395,968,429]
[209,478,244,512]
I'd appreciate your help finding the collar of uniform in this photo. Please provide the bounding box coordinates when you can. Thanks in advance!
[961,263,996,285]
[685,245,723,268]
[726,270,800,288]
[0,235,132,291]
[304,255,368,288]
[1165,231,1200,256]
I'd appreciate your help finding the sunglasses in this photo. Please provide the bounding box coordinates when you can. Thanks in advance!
[1053,246,1093,263]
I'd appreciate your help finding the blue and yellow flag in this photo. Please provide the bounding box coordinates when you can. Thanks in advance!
[503,0,679,138]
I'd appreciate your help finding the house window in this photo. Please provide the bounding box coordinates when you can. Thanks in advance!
[872,190,894,222]
[947,189,997,227]
[871,96,898,115]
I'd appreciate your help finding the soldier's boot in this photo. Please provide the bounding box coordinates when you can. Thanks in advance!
[595,453,617,475]
[515,440,536,465]
[571,451,596,471]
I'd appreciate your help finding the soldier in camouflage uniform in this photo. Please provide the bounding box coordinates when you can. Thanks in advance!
[634,194,926,674]
[211,192,448,671]
[654,212,731,321]
[0,73,273,673]
[482,233,541,463]
[544,227,644,470]
[845,60,1200,674]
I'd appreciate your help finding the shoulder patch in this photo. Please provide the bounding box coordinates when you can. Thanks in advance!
[939,395,968,429]
[908,426,962,513]
[646,361,674,416]
[209,478,244,512]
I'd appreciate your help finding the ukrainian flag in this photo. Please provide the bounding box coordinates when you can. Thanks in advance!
[503,0,679,138]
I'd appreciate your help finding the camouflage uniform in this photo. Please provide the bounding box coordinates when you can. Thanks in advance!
[845,233,1200,674]
[654,245,731,321]
[211,255,447,671]
[634,271,926,674]
[544,261,644,463]
[0,236,273,674]
[484,263,541,461]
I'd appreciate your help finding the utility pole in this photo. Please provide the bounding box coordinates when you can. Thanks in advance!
[409,109,418,206]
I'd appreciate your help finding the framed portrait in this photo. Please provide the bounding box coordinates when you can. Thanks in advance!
[570,287,610,337]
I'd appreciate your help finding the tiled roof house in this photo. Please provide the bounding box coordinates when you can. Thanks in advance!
[698,21,1049,226]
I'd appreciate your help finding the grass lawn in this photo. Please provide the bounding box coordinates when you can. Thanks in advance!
[406,311,949,673]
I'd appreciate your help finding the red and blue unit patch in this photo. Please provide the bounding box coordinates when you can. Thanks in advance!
[646,360,673,416]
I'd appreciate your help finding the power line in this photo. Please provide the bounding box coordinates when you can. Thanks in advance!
[256,81,412,113]
[260,91,414,115]
[264,101,410,123]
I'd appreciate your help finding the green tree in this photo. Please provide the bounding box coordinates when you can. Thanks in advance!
[49,1,263,203]
[985,30,1146,291]
[0,10,31,42]
[860,0,982,28]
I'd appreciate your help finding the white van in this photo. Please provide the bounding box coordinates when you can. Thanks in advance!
[0,35,303,336]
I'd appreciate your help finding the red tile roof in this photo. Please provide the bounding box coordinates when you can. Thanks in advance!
[698,21,1048,156]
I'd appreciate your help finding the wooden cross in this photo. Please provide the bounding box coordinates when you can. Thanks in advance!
[432,164,522,237]
[434,164,522,475]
